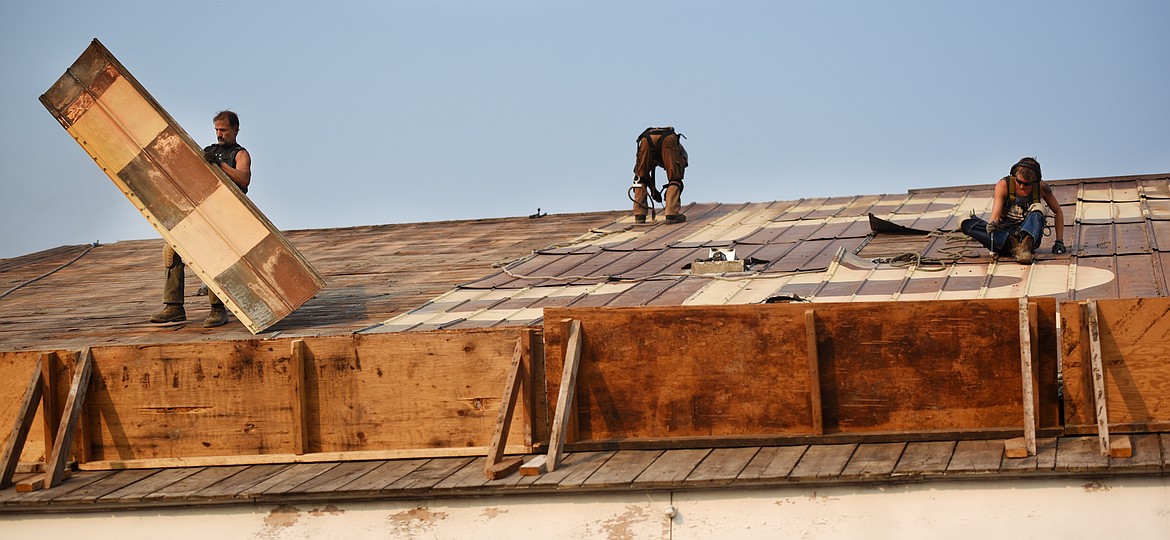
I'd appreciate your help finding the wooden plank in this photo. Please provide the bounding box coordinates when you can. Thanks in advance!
[258,462,339,496]
[631,448,711,488]
[892,441,955,476]
[331,459,428,494]
[435,458,491,490]
[1161,434,1170,470]
[946,440,1003,473]
[1018,299,1036,456]
[48,469,159,504]
[531,451,614,488]
[2,470,110,506]
[485,335,526,478]
[385,457,471,492]
[95,467,205,503]
[581,450,663,488]
[290,340,309,455]
[189,464,293,501]
[789,444,856,480]
[738,445,808,482]
[840,442,905,478]
[1,357,43,489]
[143,465,249,501]
[519,455,547,476]
[547,319,582,472]
[805,309,824,436]
[1004,437,1028,459]
[1086,300,1110,454]
[685,447,760,485]
[295,460,385,493]
[1000,437,1058,472]
[1054,437,1109,472]
[485,457,524,481]
[1108,434,1160,471]
[45,347,93,489]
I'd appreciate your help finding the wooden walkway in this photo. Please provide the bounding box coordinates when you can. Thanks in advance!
[4,435,1168,513]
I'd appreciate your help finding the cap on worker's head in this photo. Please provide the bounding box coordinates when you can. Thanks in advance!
[1011,157,1042,181]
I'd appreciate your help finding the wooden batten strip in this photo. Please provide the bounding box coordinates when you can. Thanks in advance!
[1017,298,1036,456]
[485,334,527,479]
[41,352,60,461]
[76,446,531,471]
[1086,300,1110,455]
[804,309,824,436]
[547,319,583,473]
[1,357,45,489]
[291,340,309,455]
[43,347,94,489]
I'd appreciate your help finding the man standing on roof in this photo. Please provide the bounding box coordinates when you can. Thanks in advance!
[630,126,688,224]
[149,110,252,328]
[960,157,1066,264]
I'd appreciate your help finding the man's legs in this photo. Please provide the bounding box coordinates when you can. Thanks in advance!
[631,182,649,223]
[150,244,186,323]
[661,134,686,223]
[1017,210,1046,252]
[960,216,1012,255]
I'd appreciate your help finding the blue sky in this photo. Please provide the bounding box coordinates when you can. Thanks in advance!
[2,1,1167,258]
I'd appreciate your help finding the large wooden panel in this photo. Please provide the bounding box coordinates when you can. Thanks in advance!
[0,328,533,467]
[545,299,1059,445]
[1061,298,1170,433]
[40,39,324,333]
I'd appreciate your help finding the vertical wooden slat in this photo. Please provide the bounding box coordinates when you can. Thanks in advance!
[290,340,309,455]
[1086,300,1110,454]
[1017,298,1036,456]
[805,309,824,436]
[40,352,60,461]
[485,335,527,479]
[45,347,94,488]
[547,319,583,473]
[1,358,44,489]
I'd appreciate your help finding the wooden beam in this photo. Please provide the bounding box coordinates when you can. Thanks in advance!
[1086,300,1110,455]
[485,334,527,479]
[485,456,524,480]
[547,319,583,473]
[76,445,532,471]
[805,309,824,436]
[43,347,94,489]
[1,357,44,489]
[40,352,60,463]
[519,454,548,476]
[290,340,309,455]
[1017,298,1036,456]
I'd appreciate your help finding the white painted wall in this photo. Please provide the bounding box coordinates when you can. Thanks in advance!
[2,477,1167,539]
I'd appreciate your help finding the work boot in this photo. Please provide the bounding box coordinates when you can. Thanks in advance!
[665,214,686,224]
[203,305,229,328]
[634,215,647,224]
[1012,235,1034,264]
[149,304,186,323]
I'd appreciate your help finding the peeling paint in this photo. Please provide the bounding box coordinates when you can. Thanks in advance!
[258,504,301,539]
[1083,480,1111,492]
[309,504,344,516]
[388,506,449,535]
[481,507,508,520]
[590,504,651,540]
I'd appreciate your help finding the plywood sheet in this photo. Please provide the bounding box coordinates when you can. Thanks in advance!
[40,39,324,333]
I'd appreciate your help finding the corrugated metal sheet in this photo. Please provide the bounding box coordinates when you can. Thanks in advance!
[39,39,324,333]
[371,175,1170,332]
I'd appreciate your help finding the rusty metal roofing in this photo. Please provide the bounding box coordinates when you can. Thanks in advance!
[369,174,1170,332]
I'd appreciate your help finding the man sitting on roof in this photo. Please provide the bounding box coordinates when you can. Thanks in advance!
[960,157,1066,264]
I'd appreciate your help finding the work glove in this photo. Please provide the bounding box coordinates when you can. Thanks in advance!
[1052,240,1067,255]
[985,220,1001,234]
[203,148,221,164]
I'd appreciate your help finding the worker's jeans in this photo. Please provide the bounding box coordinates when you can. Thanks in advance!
[961,211,1045,256]
[162,244,222,307]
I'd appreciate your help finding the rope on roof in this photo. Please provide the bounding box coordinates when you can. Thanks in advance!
[0,242,99,301]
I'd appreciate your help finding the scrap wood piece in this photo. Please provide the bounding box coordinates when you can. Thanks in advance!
[1108,435,1133,459]
[41,347,94,490]
[1,357,45,489]
[520,455,548,476]
[1004,437,1029,459]
[486,456,525,480]
[484,333,528,480]
[805,309,824,436]
[547,319,583,473]
[1086,300,1110,455]
[1017,298,1037,456]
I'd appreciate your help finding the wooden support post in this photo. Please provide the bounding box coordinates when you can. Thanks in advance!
[1016,298,1036,456]
[290,340,309,455]
[547,319,582,473]
[40,352,60,462]
[1086,300,1110,455]
[40,347,94,490]
[485,334,527,480]
[804,309,824,436]
[1,358,45,489]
